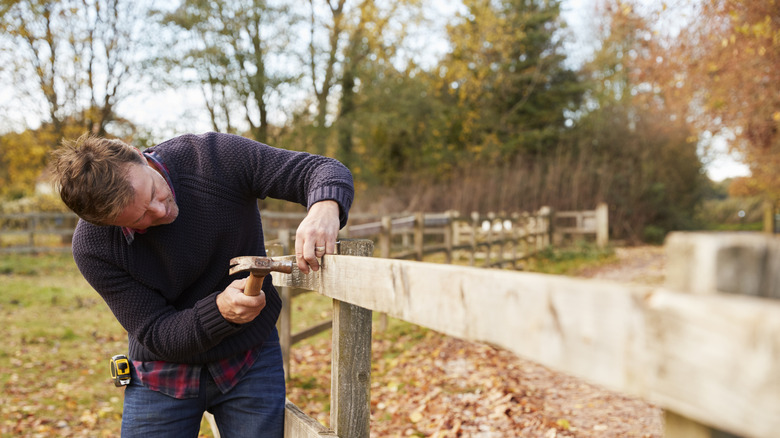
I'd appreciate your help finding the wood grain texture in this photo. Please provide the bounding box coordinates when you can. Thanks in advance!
[284,401,338,438]
[274,254,780,437]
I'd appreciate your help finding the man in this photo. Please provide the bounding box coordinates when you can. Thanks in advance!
[50,132,354,437]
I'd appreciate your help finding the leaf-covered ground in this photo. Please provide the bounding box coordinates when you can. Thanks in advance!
[288,323,663,438]
[288,246,667,437]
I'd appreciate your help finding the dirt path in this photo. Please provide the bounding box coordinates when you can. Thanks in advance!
[576,246,667,285]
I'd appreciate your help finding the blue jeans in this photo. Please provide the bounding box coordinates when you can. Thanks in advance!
[121,330,286,437]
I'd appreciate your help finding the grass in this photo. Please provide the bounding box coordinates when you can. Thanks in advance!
[524,241,617,276]
[0,253,127,437]
[701,221,764,232]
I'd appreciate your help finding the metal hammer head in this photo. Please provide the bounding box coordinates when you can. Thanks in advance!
[229,256,294,276]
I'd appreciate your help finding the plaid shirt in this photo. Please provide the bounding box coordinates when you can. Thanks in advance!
[123,150,260,399]
[131,346,261,399]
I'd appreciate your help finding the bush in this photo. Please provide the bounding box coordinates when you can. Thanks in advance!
[642,225,666,244]
[694,195,764,229]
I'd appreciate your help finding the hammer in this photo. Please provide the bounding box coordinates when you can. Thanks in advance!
[229,256,294,296]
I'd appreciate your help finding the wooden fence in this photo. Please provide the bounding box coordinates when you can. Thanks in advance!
[0,205,607,256]
[262,205,606,376]
[0,212,78,254]
[273,235,780,438]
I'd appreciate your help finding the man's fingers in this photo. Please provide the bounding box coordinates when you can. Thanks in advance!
[216,282,266,324]
[295,200,340,273]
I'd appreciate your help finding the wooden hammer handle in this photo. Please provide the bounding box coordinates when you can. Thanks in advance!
[245,272,266,296]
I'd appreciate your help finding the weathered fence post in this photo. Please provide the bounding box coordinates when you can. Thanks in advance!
[763,198,774,234]
[28,214,36,254]
[414,212,424,261]
[469,211,479,267]
[451,211,461,249]
[485,212,494,267]
[444,211,454,265]
[596,202,609,247]
[663,232,777,437]
[497,212,507,267]
[540,206,553,249]
[331,239,374,438]
[379,216,392,259]
[275,228,293,379]
[377,216,392,332]
[510,212,520,269]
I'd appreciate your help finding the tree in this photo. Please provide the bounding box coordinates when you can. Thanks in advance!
[0,123,84,197]
[154,0,302,143]
[302,0,422,163]
[669,0,779,196]
[567,0,705,241]
[0,0,143,138]
[433,0,583,164]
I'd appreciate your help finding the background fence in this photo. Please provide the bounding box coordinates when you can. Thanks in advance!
[0,204,608,256]
[0,212,78,253]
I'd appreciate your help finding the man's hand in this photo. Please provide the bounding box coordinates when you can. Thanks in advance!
[295,200,340,274]
[216,278,266,324]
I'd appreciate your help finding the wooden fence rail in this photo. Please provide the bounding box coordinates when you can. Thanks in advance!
[263,206,606,376]
[274,235,780,438]
[0,212,78,254]
[0,205,607,256]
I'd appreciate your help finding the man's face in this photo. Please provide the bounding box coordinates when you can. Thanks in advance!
[112,162,179,230]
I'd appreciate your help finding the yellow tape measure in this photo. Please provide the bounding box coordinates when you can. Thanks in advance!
[110,354,131,387]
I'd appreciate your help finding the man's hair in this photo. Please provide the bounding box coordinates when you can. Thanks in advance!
[50,133,145,226]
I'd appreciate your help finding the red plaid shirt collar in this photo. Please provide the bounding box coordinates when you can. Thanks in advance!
[131,345,261,399]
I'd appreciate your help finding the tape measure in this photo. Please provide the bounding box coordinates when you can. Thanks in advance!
[110,354,131,387]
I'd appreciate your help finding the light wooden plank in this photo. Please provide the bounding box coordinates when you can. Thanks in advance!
[329,240,373,438]
[271,255,319,291]
[291,320,332,345]
[284,401,338,438]
[317,256,650,391]
[273,255,780,438]
[643,289,780,437]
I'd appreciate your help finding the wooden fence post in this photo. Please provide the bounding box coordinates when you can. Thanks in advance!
[414,212,424,261]
[377,216,392,332]
[540,206,553,249]
[275,228,293,379]
[485,212,495,267]
[662,232,767,438]
[379,216,392,259]
[444,211,454,265]
[510,213,519,269]
[470,212,479,267]
[596,202,609,247]
[449,211,460,263]
[331,239,374,438]
[28,214,36,254]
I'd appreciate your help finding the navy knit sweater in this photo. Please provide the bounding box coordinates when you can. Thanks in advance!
[72,132,353,363]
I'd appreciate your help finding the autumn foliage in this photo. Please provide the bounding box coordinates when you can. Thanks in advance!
[1,0,777,239]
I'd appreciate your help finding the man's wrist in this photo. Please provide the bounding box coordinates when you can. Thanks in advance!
[309,200,339,214]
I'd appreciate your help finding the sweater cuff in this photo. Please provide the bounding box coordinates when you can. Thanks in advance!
[195,292,242,343]
[308,184,353,227]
